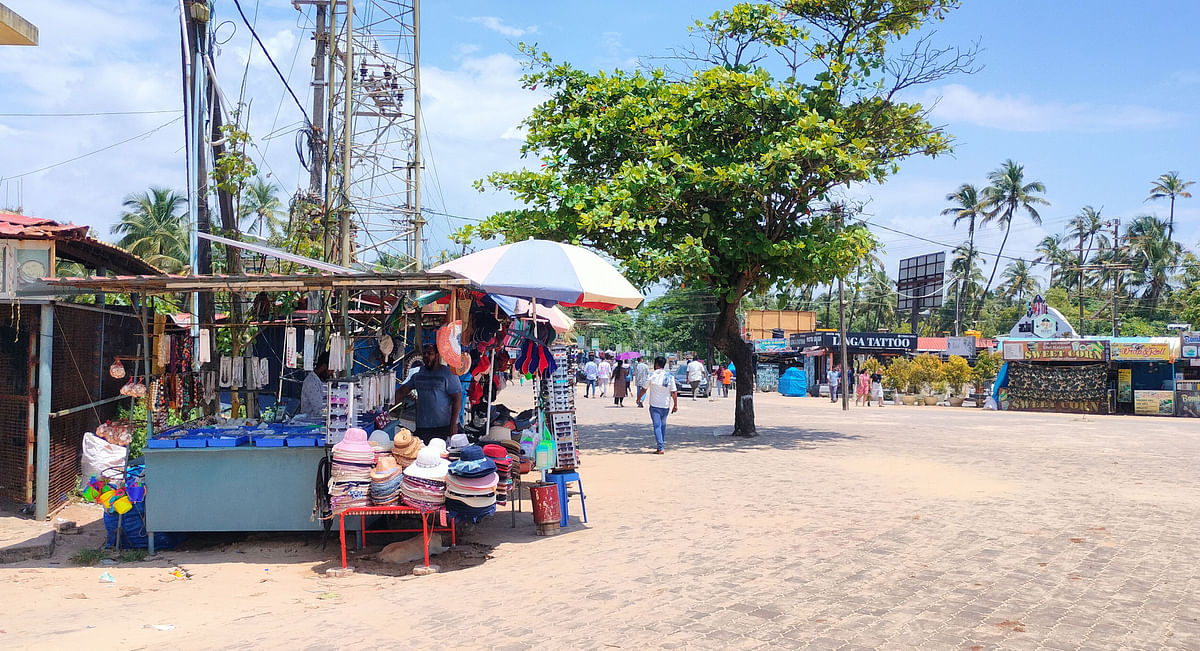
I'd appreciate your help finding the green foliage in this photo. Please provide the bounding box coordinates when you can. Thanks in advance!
[456,2,969,434]
[70,548,105,566]
[882,357,911,392]
[971,350,1003,385]
[212,120,257,198]
[908,353,944,394]
[942,355,971,396]
[110,187,189,273]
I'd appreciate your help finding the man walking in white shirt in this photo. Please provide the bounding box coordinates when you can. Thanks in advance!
[637,356,678,454]
[583,355,599,398]
[633,358,650,407]
[597,355,613,397]
[686,357,705,401]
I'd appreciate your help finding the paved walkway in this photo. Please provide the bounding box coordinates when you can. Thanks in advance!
[3,388,1200,649]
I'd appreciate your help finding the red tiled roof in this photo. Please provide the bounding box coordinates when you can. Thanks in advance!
[0,211,89,239]
[917,337,946,351]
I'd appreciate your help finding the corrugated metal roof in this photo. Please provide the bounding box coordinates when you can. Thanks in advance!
[0,211,88,239]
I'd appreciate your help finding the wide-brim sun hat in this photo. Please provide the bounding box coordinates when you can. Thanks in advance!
[445,471,498,492]
[333,428,374,456]
[369,430,394,450]
[404,447,451,482]
[448,445,497,478]
[370,455,401,481]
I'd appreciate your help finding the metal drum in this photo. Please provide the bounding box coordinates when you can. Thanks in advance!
[529,481,561,536]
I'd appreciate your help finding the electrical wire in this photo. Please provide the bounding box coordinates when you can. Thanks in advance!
[231,0,312,126]
[0,109,183,117]
[2,115,183,180]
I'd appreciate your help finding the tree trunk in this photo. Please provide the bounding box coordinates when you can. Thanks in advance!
[712,294,756,437]
[974,218,1012,324]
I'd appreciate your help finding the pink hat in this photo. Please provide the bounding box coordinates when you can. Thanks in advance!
[333,428,374,456]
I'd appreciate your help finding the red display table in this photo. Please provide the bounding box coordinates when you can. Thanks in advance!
[338,506,456,569]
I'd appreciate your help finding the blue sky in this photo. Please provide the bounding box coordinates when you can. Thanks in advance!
[1,1,1197,287]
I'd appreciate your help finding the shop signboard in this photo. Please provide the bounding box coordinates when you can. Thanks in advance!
[786,331,916,352]
[1009,294,1077,339]
[1118,368,1132,402]
[1181,332,1200,358]
[826,332,917,351]
[1008,397,1105,414]
[1178,382,1200,417]
[753,338,788,353]
[1134,390,1174,416]
[1110,342,1173,361]
[946,336,976,358]
[1010,340,1107,361]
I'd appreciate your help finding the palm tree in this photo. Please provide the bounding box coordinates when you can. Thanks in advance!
[1069,205,1104,265]
[1124,215,1181,310]
[1035,233,1069,288]
[942,183,984,333]
[239,177,286,241]
[111,187,189,272]
[977,160,1049,321]
[862,269,896,332]
[1000,258,1039,305]
[1145,171,1194,242]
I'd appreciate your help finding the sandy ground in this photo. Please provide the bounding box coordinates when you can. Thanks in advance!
[3,383,1200,649]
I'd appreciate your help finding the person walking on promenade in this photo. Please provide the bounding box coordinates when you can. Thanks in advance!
[598,355,613,397]
[583,355,599,398]
[634,357,650,407]
[637,356,678,454]
[830,364,841,403]
[720,366,733,397]
[613,360,628,406]
[856,369,870,406]
[686,357,705,401]
[870,369,885,407]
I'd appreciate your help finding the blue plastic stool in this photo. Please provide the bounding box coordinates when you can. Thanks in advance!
[544,470,587,527]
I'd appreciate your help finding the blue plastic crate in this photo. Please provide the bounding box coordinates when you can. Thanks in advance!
[285,435,317,447]
[146,438,178,449]
[207,435,249,448]
[253,435,287,447]
[177,437,208,448]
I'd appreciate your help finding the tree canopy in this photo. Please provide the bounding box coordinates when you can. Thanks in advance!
[459,0,973,435]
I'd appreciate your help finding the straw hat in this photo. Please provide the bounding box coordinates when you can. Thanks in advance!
[392,427,423,458]
[404,447,450,482]
[370,455,401,481]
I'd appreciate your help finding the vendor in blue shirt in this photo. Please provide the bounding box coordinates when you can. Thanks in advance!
[395,343,462,443]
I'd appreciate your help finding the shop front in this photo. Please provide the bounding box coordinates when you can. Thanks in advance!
[999,339,1109,414]
[789,331,917,395]
[1178,333,1200,417]
[1110,338,1177,416]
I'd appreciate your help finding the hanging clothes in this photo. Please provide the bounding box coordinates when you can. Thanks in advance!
[219,356,232,388]
[231,356,244,389]
[328,333,346,373]
[197,328,212,364]
[303,328,316,371]
[284,326,298,369]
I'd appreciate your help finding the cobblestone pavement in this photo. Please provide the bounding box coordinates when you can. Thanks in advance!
[4,388,1200,650]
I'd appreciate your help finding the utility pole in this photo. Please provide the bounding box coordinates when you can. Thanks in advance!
[1111,218,1121,337]
[308,2,327,196]
[339,0,355,375]
[838,275,849,411]
[411,0,424,269]
[1077,234,1085,335]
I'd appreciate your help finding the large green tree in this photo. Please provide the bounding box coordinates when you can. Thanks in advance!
[111,187,189,272]
[460,1,972,436]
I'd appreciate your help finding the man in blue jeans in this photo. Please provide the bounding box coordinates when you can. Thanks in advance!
[583,355,599,398]
[637,356,678,454]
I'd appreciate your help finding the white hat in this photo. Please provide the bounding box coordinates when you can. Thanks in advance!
[426,438,447,454]
[403,447,450,482]
[448,433,470,450]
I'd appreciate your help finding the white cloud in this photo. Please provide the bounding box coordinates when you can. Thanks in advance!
[467,16,537,38]
[923,84,1183,132]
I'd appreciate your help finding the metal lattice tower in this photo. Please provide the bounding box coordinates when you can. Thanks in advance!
[308,0,422,270]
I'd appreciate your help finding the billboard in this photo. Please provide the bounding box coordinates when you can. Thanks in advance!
[897,252,945,312]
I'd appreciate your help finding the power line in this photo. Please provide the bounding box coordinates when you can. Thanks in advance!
[1,115,183,180]
[231,0,312,126]
[0,109,182,117]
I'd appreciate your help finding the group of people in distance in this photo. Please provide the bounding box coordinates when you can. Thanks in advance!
[828,364,884,407]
